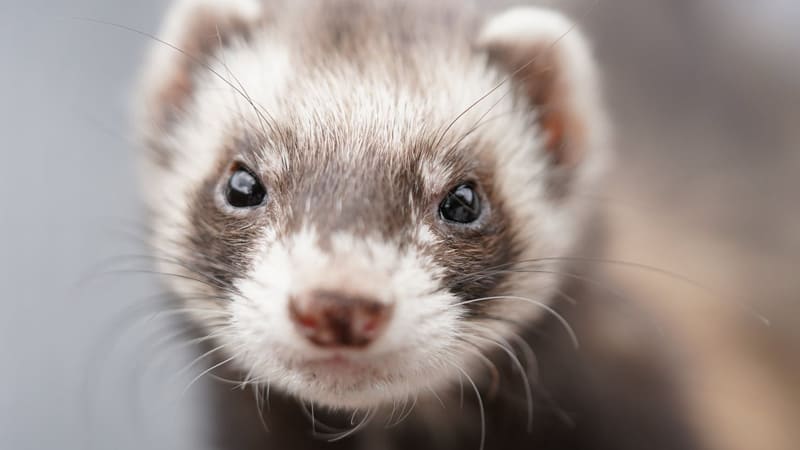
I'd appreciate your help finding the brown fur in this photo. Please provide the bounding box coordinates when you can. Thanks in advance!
[483,41,586,167]
[137,1,702,449]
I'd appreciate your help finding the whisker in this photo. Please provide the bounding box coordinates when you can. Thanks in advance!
[456,338,501,398]
[206,372,270,386]
[173,343,228,381]
[454,295,579,349]
[253,384,271,433]
[522,256,771,325]
[214,26,272,141]
[452,266,667,337]
[431,0,598,153]
[469,329,534,432]
[324,409,375,443]
[385,396,400,427]
[76,266,237,298]
[309,402,317,435]
[385,394,410,428]
[181,352,239,396]
[299,402,348,435]
[450,255,769,326]
[458,370,465,409]
[499,330,541,387]
[449,364,486,450]
[393,395,418,427]
[426,384,446,409]
[70,17,279,136]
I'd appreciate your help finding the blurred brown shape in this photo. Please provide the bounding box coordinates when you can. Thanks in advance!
[521,0,800,449]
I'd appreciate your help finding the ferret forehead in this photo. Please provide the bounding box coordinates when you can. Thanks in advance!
[210,37,516,156]
[185,10,544,220]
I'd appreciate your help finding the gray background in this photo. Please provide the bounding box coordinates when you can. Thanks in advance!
[0,1,203,449]
[1,1,798,449]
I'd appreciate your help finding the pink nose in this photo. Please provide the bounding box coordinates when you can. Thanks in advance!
[289,290,393,348]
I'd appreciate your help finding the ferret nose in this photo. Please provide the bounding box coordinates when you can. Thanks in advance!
[288,290,393,348]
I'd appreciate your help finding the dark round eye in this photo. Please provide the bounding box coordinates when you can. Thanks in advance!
[439,183,481,224]
[225,166,267,208]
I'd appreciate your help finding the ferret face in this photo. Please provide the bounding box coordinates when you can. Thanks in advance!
[136,0,607,410]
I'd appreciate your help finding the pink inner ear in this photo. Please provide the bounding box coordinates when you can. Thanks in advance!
[148,7,258,128]
[484,41,586,168]
[156,65,193,124]
[541,111,566,162]
[540,105,585,168]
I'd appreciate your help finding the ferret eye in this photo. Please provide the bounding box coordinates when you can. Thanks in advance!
[225,166,267,208]
[439,183,481,224]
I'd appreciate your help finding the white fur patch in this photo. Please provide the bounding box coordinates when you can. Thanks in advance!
[138,2,609,411]
[223,228,465,409]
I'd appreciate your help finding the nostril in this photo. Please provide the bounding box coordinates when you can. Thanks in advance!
[288,298,324,339]
[294,314,319,336]
[362,318,380,334]
[288,290,393,348]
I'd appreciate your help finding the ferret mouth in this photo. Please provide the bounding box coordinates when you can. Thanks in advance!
[254,342,457,409]
[290,351,397,375]
[284,349,409,389]
[273,350,408,408]
[302,354,359,368]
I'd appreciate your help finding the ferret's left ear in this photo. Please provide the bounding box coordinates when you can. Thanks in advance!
[478,7,606,167]
[137,0,263,132]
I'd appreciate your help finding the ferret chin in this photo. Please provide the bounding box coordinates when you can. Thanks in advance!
[134,1,699,449]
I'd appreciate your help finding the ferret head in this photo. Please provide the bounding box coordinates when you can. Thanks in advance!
[136,0,608,410]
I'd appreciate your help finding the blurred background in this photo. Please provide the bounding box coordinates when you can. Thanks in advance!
[0,1,797,449]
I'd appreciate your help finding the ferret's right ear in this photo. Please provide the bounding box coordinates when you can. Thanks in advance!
[478,7,607,169]
[137,0,262,130]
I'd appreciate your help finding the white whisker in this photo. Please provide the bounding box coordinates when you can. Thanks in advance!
[454,295,579,349]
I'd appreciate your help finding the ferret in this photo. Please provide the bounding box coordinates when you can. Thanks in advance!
[135,0,702,448]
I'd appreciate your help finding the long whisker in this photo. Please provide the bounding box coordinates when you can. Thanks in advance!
[299,401,351,436]
[456,339,500,398]
[386,394,410,428]
[174,343,228,380]
[449,255,769,326]
[214,25,271,141]
[70,17,279,135]
[431,0,598,151]
[206,372,271,386]
[394,395,418,427]
[426,384,446,409]
[253,384,271,433]
[449,364,485,450]
[454,295,579,349]
[469,330,534,432]
[181,352,239,396]
[499,330,540,386]
[325,409,375,443]
[449,266,670,338]
[80,251,246,292]
[522,256,771,325]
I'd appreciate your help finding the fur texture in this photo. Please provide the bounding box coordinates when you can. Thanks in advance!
[136,1,698,449]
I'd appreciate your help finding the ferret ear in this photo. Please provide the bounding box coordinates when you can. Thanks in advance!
[137,0,263,130]
[478,7,605,167]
